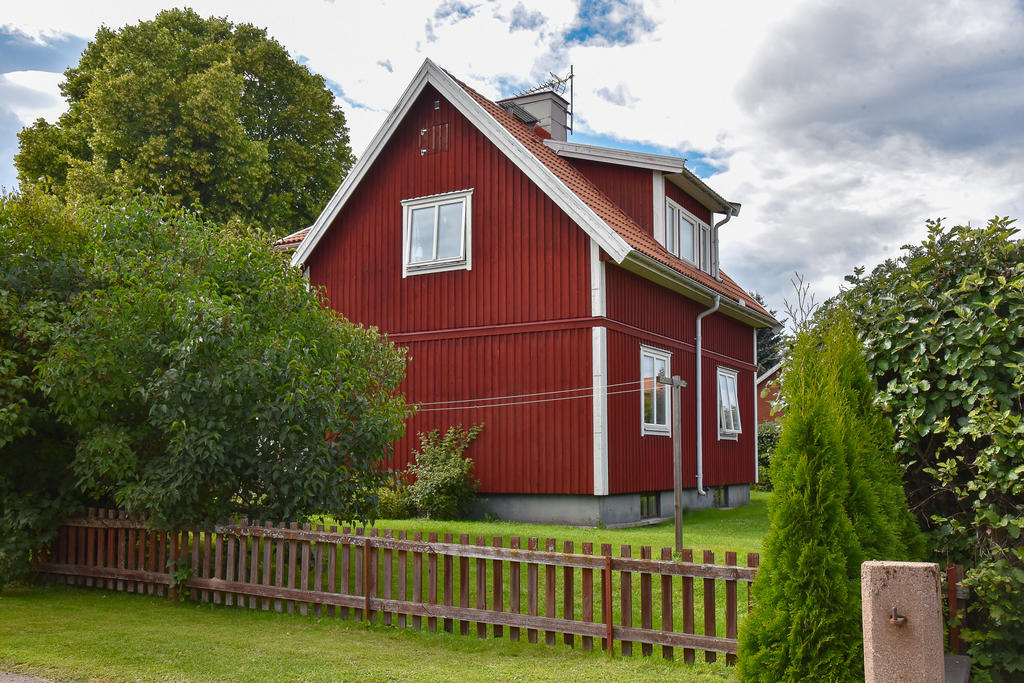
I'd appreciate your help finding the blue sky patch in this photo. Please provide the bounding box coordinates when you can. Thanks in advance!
[569,129,722,179]
[0,28,86,74]
[564,0,655,46]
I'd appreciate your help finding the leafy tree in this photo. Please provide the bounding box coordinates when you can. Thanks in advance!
[840,218,1024,680]
[751,291,785,375]
[738,312,920,682]
[0,192,408,586]
[0,190,88,583]
[15,8,353,236]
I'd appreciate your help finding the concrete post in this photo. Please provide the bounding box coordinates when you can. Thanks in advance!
[862,561,945,683]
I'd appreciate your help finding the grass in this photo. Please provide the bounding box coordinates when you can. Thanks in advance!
[0,584,738,682]
[328,491,770,562]
[0,493,770,682]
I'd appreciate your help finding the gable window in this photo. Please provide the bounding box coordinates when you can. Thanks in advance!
[665,198,712,273]
[717,367,741,439]
[401,188,473,276]
[641,346,671,436]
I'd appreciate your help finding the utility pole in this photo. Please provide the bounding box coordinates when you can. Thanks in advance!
[658,373,687,553]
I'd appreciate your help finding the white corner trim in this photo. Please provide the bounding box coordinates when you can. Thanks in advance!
[592,326,609,496]
[590,238,606,317]
[652,171,665,247]
[293,58,632,268]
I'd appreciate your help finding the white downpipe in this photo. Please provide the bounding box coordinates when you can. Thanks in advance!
[695,294,721,495]
[752,328,759,485]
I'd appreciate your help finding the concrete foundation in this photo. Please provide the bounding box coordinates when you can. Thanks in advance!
[861,561,945,683]
[472,484,751,527]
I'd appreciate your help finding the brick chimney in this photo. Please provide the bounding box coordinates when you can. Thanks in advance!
[497,90,570,141]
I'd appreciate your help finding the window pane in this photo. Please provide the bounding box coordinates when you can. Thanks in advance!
[655,383,667,425]
[728,376,740,430]
[680,216,695,262]
[643,355,655,424]
[719,373,732,430]
[666,205,676,255]
[409,206,435,263]
[700,227,710,271]
[436,201,464,260]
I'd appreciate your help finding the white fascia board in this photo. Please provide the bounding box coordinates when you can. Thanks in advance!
[544,139,686,174]
[620,251,777,329]
[756,361,784,385]
[664,168,735,217]
[294,58,631,267]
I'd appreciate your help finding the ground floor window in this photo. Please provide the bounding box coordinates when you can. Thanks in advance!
[718,366,741,438]
[641,345,671,436]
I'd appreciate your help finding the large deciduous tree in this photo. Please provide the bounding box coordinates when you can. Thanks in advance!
[0,192,409,586]
[15,9,353,236]
[840,218,1024,679]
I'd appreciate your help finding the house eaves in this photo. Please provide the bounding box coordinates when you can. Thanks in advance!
[543,139,685,174]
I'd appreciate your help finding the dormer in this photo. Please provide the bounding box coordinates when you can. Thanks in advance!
[543,139,739,279]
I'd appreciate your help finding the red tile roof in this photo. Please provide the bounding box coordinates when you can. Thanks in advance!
[451,75,772,320]
[274,227,310,250]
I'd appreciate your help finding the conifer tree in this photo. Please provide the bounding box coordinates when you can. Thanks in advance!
[737,311,921,681]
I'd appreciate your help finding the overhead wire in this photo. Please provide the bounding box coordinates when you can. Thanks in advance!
[414,383,651,412]
[414,379,644,407]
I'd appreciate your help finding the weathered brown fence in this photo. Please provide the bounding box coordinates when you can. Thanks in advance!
[35,508,759,663]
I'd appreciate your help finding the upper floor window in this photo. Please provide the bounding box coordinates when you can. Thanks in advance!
[641,345,671,436]
[717,367,741,439]
[665,198,712,273]
[402,189,473,277]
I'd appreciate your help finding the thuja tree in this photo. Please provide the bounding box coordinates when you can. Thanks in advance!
[840,218,1024,679]
[738,312,920,682]
[1,192,409,585]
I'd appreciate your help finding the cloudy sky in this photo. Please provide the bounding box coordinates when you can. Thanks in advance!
[2,0,1023,317]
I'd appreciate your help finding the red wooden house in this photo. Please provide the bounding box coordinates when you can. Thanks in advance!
[280,60,777,525]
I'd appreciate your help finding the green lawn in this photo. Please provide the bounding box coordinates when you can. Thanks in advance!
[0,493,770,682]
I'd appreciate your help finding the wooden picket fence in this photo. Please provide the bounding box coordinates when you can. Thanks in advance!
[35,508,759,664]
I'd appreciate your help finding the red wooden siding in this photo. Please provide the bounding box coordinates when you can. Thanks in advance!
[307,84,591,333]
[566,158,654,235]
[395,328,593,495]
[757,375,781,424]
[665,180,712,225]
[603,329,755,494]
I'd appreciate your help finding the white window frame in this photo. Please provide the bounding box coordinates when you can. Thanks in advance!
[717,366,741,439]
[665,197,712,274]
[641,345,672,436]
[401,188,473,277]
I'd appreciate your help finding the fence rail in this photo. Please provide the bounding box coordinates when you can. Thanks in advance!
[36,508,759,663]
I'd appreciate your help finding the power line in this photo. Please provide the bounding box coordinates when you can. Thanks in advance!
[414,379,644,407]
[415,386,644,412]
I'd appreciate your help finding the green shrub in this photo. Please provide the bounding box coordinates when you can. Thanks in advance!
[840,218,1024,679]
[376,473,416,520]
[755,421,782,491]
[407,425,482,520]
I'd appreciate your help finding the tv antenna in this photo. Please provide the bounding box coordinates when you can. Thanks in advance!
[512,66,574,135]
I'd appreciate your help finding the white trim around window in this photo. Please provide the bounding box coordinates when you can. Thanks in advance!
[664,197,712,274]
[641,345,672,436]
[717,366,741,439]
[401,188,473,277]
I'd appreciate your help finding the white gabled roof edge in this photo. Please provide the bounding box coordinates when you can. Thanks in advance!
[292,59,632,268]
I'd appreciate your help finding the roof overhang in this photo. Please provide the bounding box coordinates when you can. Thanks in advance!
[543,139,685,173]
[665,167,736,216]
[619,251,777,329]
[291,58,632,268]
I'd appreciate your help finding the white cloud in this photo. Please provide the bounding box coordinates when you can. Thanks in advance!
[0,70,64,124]
[2,0,1023,315]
